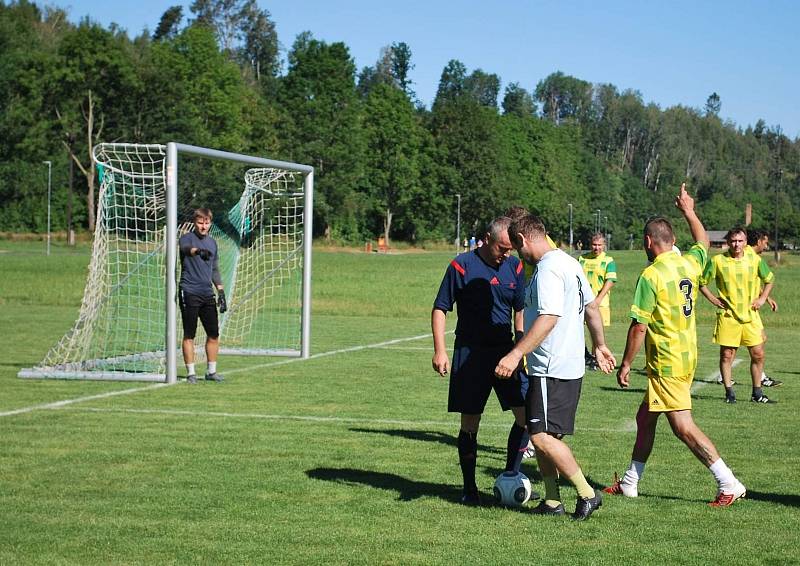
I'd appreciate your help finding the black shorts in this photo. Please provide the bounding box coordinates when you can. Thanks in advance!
[448,342,526,414]
[526,376,582,436]
[179,290,219,339]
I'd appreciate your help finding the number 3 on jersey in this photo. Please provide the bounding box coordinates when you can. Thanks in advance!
[678,278,693,317]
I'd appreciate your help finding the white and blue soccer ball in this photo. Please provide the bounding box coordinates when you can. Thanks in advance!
[493,471,532,507]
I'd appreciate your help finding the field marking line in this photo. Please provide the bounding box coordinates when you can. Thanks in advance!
[61,406,633,434]
[3,330,453,418]
[223,330,452,375]
[0,383,170,418]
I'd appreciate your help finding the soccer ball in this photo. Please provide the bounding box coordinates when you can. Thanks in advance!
[493,471,532,507]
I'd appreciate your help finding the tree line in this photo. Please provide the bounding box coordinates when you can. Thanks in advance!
[1,0,798,248]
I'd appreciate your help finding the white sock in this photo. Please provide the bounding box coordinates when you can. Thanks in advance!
[709,458,736,491]
[762,371,768,380]
[186,363,195,375]
[208,361,217,374]
[622,460,645,486]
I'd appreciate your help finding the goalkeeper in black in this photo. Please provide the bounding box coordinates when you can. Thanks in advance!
[179,208,227,383]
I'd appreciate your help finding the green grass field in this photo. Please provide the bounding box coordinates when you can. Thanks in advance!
[2,240,799,565]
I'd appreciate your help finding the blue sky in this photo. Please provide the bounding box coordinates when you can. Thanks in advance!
[59,0,800,138]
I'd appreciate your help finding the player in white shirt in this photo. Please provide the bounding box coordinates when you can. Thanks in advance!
[495,214,616,520]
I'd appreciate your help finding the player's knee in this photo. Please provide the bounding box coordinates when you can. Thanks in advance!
[531,432,560,453]
[719,348,736,363]
[667,416,694,442]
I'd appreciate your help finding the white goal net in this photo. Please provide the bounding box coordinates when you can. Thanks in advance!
[19,142,313,382]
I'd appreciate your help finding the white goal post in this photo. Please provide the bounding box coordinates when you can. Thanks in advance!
[19,142,314,384]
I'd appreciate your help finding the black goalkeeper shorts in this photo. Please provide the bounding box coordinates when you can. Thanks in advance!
[179,290,219,339]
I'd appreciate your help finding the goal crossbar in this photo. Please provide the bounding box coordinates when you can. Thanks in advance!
[19,142,314,383]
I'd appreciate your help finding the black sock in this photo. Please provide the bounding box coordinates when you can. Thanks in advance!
[457,430,478,493]
[753,386,763,399]
[505,423,527,472]
[725,386,735,398]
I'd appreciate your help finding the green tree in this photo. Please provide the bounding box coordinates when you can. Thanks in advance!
[705,92,721,117]
[502,82,536,117]
[279,32,366,240]
[153,6,183,41]
[362,82,425,244]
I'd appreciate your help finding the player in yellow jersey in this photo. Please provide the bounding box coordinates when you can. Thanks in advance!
[579,233,617,369]
[699,227,776,403]
[604,184,746,507]
[746,229,782,387]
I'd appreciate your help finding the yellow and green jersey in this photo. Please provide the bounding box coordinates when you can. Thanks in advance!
[700,247,774,323]
[578,251,617,307]
[630,243,708,378]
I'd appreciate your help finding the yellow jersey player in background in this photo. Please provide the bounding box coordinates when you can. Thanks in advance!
[745,229,782,388]
[604,183,746,507]
[699,227,777,404]
[579,233,617,370]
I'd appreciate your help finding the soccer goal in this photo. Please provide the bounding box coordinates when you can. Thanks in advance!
[18,142,314,383]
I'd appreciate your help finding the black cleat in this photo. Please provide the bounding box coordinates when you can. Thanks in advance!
[751,395,776,404]
[186,374,197,384]
[460,490,481,506]
[725,394,736,404]
[572,490,602,521]
[761,375,783,387]
[530,501,565,516]
[204,372,224,382]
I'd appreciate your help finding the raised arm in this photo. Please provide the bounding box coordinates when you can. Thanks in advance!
[675,183,708,248]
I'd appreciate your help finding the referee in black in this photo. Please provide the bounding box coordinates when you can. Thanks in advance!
[179,208,227,383]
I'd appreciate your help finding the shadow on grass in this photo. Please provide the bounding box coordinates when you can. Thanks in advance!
[348,428,504,455]
[306,467,537,512]
[745,490,800,508]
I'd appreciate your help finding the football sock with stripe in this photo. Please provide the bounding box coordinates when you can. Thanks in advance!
[457,430,478,493]
[506,423,527,472]
[568,469,596,499]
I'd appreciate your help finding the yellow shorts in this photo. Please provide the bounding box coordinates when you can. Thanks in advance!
[599,305,611,327]
[713,311,763,348]
[645,373,693,412]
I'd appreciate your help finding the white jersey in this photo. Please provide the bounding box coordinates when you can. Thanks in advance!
[524,248,594,380]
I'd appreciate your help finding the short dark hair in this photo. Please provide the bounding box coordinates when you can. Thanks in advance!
[747,228,767,246]
[508,214,546,248]
[194,208,213,221]
[725,226,747,242]
[644,217,674,246]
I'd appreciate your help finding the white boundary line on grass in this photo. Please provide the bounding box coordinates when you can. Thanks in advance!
[223,331,447,375]
[3,331,451,418]
[60,406,634,434]
[0,383,171,417]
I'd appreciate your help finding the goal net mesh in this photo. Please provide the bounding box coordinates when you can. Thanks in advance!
[24,143,306,380]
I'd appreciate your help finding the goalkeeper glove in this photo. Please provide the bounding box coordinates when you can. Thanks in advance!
[197,248,211,261]
[217,289,227,313]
